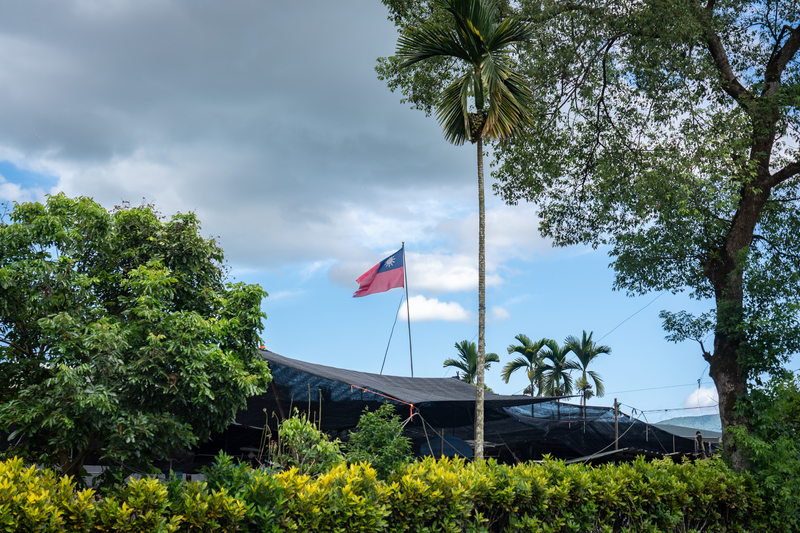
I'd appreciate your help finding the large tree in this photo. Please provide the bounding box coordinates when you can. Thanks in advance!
[379,0,800,470]
[0,194,271,477]
[392,0,535,459]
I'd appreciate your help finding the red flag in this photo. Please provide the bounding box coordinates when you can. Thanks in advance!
[353,248,404,297]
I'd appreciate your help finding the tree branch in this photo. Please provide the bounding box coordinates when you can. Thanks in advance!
[699,339,713,363]
[0,335,28,357]
[752,234,800,261]
[764,24,800,94]
[767,161,800,187]
[706,34,756,112]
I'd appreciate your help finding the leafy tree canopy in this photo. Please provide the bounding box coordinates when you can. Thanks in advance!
[379,0,800,469]
[0,194,271,477]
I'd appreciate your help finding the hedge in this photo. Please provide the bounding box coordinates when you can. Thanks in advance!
[0,455,781,532]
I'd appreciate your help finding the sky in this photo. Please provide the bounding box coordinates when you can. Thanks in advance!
[0,0,724,422]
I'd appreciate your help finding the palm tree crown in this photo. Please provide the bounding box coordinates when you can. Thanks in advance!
[565,331,611,406]
[501,334,550,396]
[535,340,581,397]
[397,0,536,145]
[443,340,499,386]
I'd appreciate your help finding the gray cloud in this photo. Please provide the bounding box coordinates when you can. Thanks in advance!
[0,0,534,277]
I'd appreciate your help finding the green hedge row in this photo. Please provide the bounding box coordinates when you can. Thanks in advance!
[0,455,781,532]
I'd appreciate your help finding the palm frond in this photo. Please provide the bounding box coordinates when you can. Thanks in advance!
[482,61,534,140]
[436,73,471,145]
[397,24,471,67]
[510,333,532,349]
[443,358,470,374]
[500,356,531,382]
[587,370,605,397]
[484,16,536,51]
[438,0,495,63]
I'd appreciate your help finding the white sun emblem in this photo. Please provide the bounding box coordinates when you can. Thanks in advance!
[384,256,396,268]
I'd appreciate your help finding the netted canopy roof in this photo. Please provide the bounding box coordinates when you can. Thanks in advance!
[236,350,558,430]
[227,351,711,462]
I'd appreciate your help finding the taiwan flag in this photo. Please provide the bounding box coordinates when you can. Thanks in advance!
[353,248,404,298]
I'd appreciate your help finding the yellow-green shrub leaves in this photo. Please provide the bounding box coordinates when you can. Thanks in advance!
[0,455,777,532]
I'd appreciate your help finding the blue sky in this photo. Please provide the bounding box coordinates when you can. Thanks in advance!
[0,0,730,422]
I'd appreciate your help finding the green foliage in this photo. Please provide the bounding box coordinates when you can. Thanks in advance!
[392,0,539,457]
[201,452,286,533]
[730,374,800,530]
[534,340,581,397]
[565,331,610,404]
[443,340,499,385]
[346,405,412,479]
[379,0,800,469]
[0,456,95,533]
[92,476,182,533]
[0,455,786,532]
[502,335,550,396]
[275,410,344,477]
[395,0,537,145]
[278,462,391,532]
[0,194,271,476]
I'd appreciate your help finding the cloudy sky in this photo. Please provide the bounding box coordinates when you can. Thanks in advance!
[0,0,723,421]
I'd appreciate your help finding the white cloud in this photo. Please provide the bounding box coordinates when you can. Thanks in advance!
[406,251,503,293]
[0,175,38,203]
[437,202,553,268]
[398,295,471,323]
[682,386,719,411]
[489,306,510,322]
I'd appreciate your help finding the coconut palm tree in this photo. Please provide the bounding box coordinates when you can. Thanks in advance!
[565,331,610,406]
[396,0,535,459]
[535,340,580,397]
[443,340,499,386]
[501,334,550,396]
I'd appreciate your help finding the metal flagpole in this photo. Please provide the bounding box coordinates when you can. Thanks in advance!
[402,242,414,377]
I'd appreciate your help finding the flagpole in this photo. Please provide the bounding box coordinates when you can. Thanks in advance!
[402,242,414,377]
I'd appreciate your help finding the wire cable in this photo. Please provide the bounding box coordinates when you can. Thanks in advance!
[597,291,667,342]
[580,409,647,464]
[380,293,407,375]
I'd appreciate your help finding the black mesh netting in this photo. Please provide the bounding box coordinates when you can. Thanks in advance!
[216,350,716,463]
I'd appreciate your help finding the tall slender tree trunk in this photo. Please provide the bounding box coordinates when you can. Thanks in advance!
[475,135,486,460]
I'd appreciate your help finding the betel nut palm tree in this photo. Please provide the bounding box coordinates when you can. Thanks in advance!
[565,331,611,406]
[502,334,550,396]
[396,0,535,459]
[444,340,499,386]
[536,339,581,397]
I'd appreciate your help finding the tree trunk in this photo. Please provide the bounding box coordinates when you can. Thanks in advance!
[708,331,750,470]
[475,135,486,460]
[58,446,88,479]
[704,181,771,471]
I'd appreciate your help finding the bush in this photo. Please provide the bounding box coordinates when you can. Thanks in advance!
[0,456,95,533]
[0,454,782,532]
[346,404,412,479]
[202,452,285,532]
[279,462,391,531]
[274,409,344,476]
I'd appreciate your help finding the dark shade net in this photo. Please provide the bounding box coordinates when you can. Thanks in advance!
[222,351,716,463]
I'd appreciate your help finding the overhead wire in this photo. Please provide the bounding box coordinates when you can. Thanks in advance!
[596,291,667,342]
[380,292,407,375]
[580,408,649,463]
